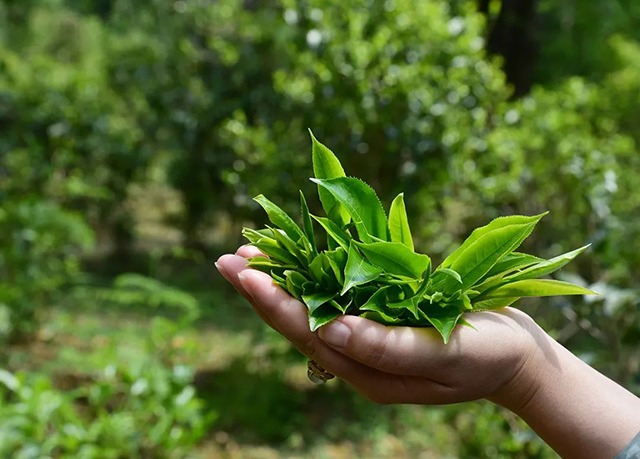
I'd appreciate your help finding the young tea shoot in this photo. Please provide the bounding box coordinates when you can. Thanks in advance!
[241,131,596,343]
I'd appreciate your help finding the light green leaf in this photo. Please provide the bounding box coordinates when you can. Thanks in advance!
[451,220,543,290]
[388,193,414,251]
[309,303,342,332]
[361,311,404,325]
[302,292,338,313]
[485,279,597,299]
[355,241,431,279]
[471,297,519,311]
[441,213,548,269]
[300,191,317,256]
[481,252,543,280]
[311,215,351,251]
[311,177,388,242]
[254,195,305,243]
[268,227,309,266]
[505,245,590,283]
[419,306,462,344]
[429,268,463,295]
[250,239,299,266]
[247,258,296,273]
[310,130,351,228]
[342,243,383,295]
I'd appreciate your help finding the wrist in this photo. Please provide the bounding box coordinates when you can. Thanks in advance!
[486,314,553,415]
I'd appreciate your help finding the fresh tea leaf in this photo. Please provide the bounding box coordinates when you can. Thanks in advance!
[310,130,351,228]
[311,215,351,251]
[311,177,389,242]
[302,292,338,313]
[471,297,519,311]
[300,191,317,256]
[450,220,542,290]
[355,241,431,279]
[342,243,383,295]
[441,213,548,269]
[309,303,342,332]
[419,305,462,344]
[484,279,596,298]
[481,252,543,280]
[504,245,590,283]
[254,195,305,243]
[388,193,414,251]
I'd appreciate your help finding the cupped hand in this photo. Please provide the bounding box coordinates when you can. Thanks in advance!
[215,246,547,407]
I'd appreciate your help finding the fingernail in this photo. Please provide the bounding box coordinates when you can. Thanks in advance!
[319,319,351,349]
[237,272,247,282]
[214,261,222,271]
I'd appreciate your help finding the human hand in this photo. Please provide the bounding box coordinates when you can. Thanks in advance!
[215,245,547,408]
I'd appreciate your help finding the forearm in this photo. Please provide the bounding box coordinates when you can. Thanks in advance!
[492,325,640,459]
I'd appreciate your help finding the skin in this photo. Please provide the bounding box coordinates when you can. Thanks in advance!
[216,246,640,459]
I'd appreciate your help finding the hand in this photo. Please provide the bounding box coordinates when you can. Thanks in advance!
[217,246,640,459]
[215,245,545,407]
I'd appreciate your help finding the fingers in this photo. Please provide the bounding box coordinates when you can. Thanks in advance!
[236,245,267,259]
[318,315,456,377]
[236,269,447,403]
[215,254,277,329]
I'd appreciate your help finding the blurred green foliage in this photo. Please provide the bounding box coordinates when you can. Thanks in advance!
[0,0,639,457]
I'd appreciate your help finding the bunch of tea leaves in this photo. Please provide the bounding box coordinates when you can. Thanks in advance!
[242,131,596,343]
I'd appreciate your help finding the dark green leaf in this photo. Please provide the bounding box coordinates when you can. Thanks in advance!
[311,215,351,251]
[355,241,431,279]
[311,177,388,242]
[309,303,342,332]
[342,243,383,295]
[300,191,318,256]
[388,193,414,251]
[302,291,338,313]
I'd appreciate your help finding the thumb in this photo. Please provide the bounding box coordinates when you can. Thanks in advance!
[318,315,452,377]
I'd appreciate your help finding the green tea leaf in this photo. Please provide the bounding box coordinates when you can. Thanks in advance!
[254,195,305,243]
[309,303,342,332]
[450,220,542,290]
[300,191,317,256]
[342,243,383,295]
[429,268,463,295]
[388,193,414,251]
[311,177,388,242]
[471,297,519,311]
[302,291,338,313]
[355,241,431,279]
[311,215,351,251]
[268,227,309,266]
[441,213,548,269]
[419,305,462,344]
[361,311,404,325]
[481,252,543,280]
[505,245,590,283]
[484,279,597,298]
[251,239,300,266]
[310,130,351,228]
[325,247,347,284]
[247,258,296,272]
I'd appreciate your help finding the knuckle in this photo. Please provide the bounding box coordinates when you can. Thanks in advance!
[295,335,317,358]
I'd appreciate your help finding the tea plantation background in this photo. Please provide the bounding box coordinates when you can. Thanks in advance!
[1,0,640,457]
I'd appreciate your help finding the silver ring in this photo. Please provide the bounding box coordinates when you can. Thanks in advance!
[307,359,335,385]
